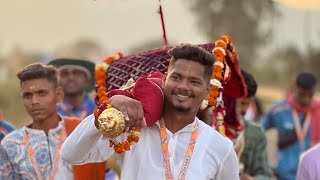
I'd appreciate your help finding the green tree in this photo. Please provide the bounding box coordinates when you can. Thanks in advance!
[188,0,277,69]
[254,45,307,88]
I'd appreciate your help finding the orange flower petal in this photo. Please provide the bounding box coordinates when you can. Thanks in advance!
[99,96,108,104]
[94,108,100,118]
[213,72,223,80]
[117,52,124,59]
[225,35,232,43]
[214,65,222,72]
[95,68,105,75]
[210,91,220,97]
[211,85,219,90]
[97,87,107,94]
[103,57,116,64]
[96,79,106,86]
[208,98,217,106]
[95,72,106,79]
[215,41,227,49]
[219,35,232,44]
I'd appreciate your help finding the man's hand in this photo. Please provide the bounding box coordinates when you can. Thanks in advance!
[107,95,147,131]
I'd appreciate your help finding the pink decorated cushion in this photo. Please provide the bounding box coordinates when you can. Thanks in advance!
[132,71,164,126]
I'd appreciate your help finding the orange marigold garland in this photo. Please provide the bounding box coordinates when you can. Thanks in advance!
[95,52,123,107]
[109,127,141,154]
[94,52,141,154]
[200,35,234,110]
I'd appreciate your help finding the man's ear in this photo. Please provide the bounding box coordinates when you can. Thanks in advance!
[56,86,64,103]
[162,72,168,88]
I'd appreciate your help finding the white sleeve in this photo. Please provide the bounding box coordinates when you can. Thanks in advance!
[215,144,240,180]
[296,153,314,180]
[61,114,116,165]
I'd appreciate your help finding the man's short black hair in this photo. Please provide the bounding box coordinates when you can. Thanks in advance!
[17,63,59,88]
[168,44,215,84]
[296,72,317,89]
[241,70,257,98]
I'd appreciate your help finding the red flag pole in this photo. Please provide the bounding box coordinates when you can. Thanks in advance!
[158,0,168,47]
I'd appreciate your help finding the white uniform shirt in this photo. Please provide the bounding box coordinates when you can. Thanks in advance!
[61,114,239,180]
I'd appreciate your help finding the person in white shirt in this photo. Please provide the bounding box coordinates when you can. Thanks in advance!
[61,44,240,180]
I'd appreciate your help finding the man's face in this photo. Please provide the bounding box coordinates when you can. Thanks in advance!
[59,68,89,96]
[163,59,210,113]
[294,86,315,106]
[21,78,63,122]
[238,97,254,116]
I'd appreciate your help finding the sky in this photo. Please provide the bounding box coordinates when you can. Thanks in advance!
[0,0,205,56]
[276,0,320,10]
[0,0,320,59]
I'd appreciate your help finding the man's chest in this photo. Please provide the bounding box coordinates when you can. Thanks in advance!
[274,111,298,133]
[121,134,218,180]
[8,134,71,178]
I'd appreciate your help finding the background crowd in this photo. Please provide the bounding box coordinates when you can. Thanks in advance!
[1,0,320,180]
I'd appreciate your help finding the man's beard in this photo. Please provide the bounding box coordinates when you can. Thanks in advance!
[172,105,191,113]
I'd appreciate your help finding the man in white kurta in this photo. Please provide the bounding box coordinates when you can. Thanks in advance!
[61,44,240,180]
[61,114,239,180]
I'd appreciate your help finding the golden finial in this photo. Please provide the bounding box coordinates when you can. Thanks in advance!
[98,108,125,139]
[216,112,225,136]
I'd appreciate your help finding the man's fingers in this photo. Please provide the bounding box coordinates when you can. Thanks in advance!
[107,95,146,131]
[121,107,130,132]
[122,108,130,122]
[115,106,130,132]
[125,104,136,129]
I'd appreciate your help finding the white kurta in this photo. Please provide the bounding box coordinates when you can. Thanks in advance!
[61,114,239,180]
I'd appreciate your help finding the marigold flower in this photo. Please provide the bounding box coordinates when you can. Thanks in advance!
[214,65,222,72]
[96,79,106,86]
[211,85,219,90]
[206,35,236,110]
[123,141,131,151]
[210,91,220,98]
[114,145,125,154]
[99,96,108,104]
[97,86,107,95]
[213,50,225,61]
[215,40,227,49]
[208,97,217,106]
[95,72,106,79]
[213,72,223,80]
[103,57,116,64]
[128,135,140,144]
[219,35,232,44]
[94,108,100,118]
